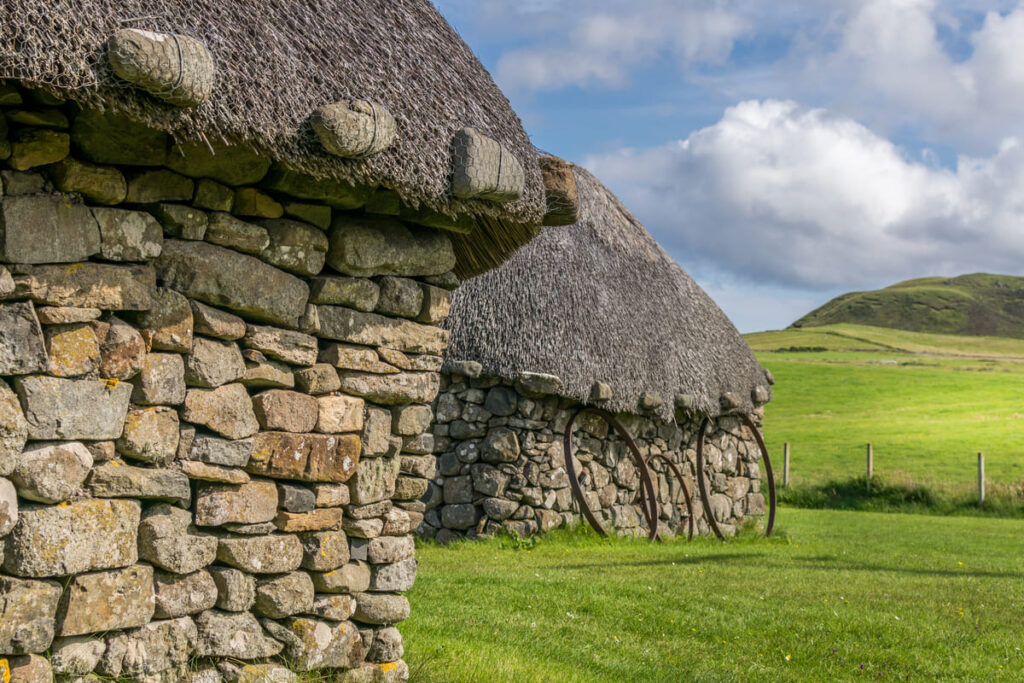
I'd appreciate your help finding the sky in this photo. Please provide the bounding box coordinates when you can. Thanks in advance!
[433,0,1024,332]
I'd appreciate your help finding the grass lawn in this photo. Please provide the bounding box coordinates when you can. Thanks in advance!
[404,508,1024,682]
[742,324,1024,498]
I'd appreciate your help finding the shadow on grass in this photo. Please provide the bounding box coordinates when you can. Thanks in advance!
[779,474,1024,518]
[796,554,1024,580]
[554,552,764,571]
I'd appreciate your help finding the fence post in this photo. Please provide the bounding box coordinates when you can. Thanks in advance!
[978,452,985,506]
[866,443,873,491]
[783,442,790,488]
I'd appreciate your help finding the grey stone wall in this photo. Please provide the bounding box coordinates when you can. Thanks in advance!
[0,80,452,683]
[417,372,766,543]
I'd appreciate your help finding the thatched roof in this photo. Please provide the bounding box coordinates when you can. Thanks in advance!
[443,165,771,421]
[0,0,544,276]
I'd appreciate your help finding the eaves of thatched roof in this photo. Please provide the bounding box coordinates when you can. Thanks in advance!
[443,165,772,421]
[0,0,543,276]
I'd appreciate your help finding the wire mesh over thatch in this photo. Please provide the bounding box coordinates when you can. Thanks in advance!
[0,0,543,275]
[444,165,771,421]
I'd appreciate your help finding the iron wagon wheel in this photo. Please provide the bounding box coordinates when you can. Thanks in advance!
[563,406,660,541]
[644,452,696,541]
[695,414,777,539]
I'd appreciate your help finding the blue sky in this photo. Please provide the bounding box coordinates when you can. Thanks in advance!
[434,0,1024,332]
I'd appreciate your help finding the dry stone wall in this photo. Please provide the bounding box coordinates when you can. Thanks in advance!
[419,372,766,542]
[0,81,452,683]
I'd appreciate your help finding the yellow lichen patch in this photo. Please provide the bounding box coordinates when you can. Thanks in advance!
[0,658,10,683]
[45,324,100,377]
[104,377,120,389]
[381,662,397,673]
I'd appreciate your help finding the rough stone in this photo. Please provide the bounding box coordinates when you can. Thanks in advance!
[377,347,441,372]
[17,262,155,310]
[361,407,392,457]
[248,432,360,483]
[338,371,439,405]
[0,302,48,375]
[366,626,404,663]
[194,610,283,659]
[382,507,412,536]
[180,460,250,484]
[482,427,520,463]
[390,404,432,436]
[91,207,163,261]
[194,479,278,526]
[6,654,52,682]
[515,372,563,398]
[417,284,451,324]
[482,497,518,521]
[284,202,332,230]
[260,166,370,208]
[0,170,45,195]
[125,169,194,204]
[205,212,269,255]
[310,594,356,621]
[55,565,155,637]
[349,455,400,506]
[233,188,283,219]
[235,663,298,683]
[42,324,100,381]
[132,288,193,353]
[317,394,365,433]
[148,202,208,240]
[308,276,379,311]
[190,300,246,340]
[50,635,107,676]
[8,128,69,170]
[370,560,417,592]
[243,324,318,366]
[94,316,147,380]
[313,483,350,508]
[295,364,342,395]
[216,534,303,574]
[116,405,180,465]
[15,375,132,440]
[137,504,218,574]
[274,508,344,533]
[167,139,271,186]
[11,441,93,504]
[101,616,197,679]
[185,337,246,388]
[310,561,370,594]
[34,306,103,324]
[374,277,423,318]
[400,455,436,480]
[484,386,518,417]
[352,593,410,625]
[0,477,16,536]
[299,530,349,571]
[0,195,99,264]
[156,240,309,327]
[131,353,186,405]
[186,434,253,467]
[277,482,315,513]
[194,178,235,212]
[154,569,218,618]
[393,475,429,501]
[326,215,454,277]
[366,536,414,565]
[241,349,295,389]
[0,380,27,477]
[263,618,360,671]
[253,572,314,619]
[319,343,397,374]
[0,576,61,653]
[209,567,255,612]
[87,461,191,504]
[182,383,260,440]
[258,218,328,277]
[317,306,448,354]
[440,504,477,530]
[71,108,168,166]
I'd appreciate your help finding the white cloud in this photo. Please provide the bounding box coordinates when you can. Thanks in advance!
[585,100,1024,290]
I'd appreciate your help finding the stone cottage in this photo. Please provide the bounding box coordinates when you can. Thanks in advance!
[0,1,546,681]
[424,162,776,543]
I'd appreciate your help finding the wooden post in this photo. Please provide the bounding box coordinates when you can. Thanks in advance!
[866,443,873,491]
[978,452,985,506]
[783,443,791,488]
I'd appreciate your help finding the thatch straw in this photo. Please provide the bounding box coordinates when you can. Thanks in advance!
[443,165,771,421]
[0,0,544,274]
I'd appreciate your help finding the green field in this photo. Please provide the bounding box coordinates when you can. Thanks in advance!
[404,509,1024,682]
[745,324,1024,504]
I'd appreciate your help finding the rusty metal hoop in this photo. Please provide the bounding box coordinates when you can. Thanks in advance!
[563,406,660,541]
[695,413,777,540]
[644,452,696,541]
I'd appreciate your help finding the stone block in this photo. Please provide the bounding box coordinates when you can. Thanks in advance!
[11,441,92,504]
[71,108,168,166]
[274,508,344,533]
[310,594,356,621]
[262,618,360,671]
[194,479,278,526]
[317,394,365,433]
[391,404,432,436]
[258,218,328,277]
[137,503,218,574]
[0,380,27,476]
[484,385,518,417]
[147,202,208,240]
[338,371,439,405]
[185,337,246,387]
[101,616,197,679]
[362,407,392,457]
[190,300,246,340]
[0,195,99,264]
[0,302,48,375]
[319,342,397,374]
[17,262,155,310]
[309,276,379,311]
[440,504,477,530]
[194,178,234,212]
[194,610,283,658]
[130,352,186,405]
[50,635,107,676]
[132,287,193,352]
[0,477,16,537]
[366,536,414,565]
[216,534,303,574]
[248,432,360,483]
[317,306,448,354]
[205,212,269,254]
[209,566,255,612]
[313,483,350,507]
[15,375,132,440]
[8,128,69,170]
[393,474,429,501]
[482,497,518,521]
[186,433,253,467]
[0,576,61,654]
[241,349,295,389]
[515,371,563,398]
[254,571,314,619]
[260,166,371,208]
[156,240,309,327]
[311,561,370,594]
[278,482,316,513]
[284,202,332,229]
[374,277,423,318]
[233,188,283,218]
[180,460,250,484]
[116,405,180,465]
[299,530,349,571]
[55,565,155,637]
[91,316,146,380]
[87,461,191,504]
[125,169,194,203]
[6,654,52,682]
[91,207,163,261]
[34,306,102,324]
[400,454,436,480]
[182,383,260,440]
[243,323,318,366]
[251,390,318,433]
[296,364,342,395]
[352,593,410,625]
[370,559,417,592]
[348,455,400,506]
[482,427,520,463]
[326,214,454,277]
[167,139,271,186]
[417,283,451,324]
[154,569,218,618]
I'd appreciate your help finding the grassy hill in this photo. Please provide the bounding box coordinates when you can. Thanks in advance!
[745,324,1024,510]
[790,273,1024,337]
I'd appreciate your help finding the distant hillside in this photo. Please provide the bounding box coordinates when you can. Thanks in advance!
[790,273,1024,337]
